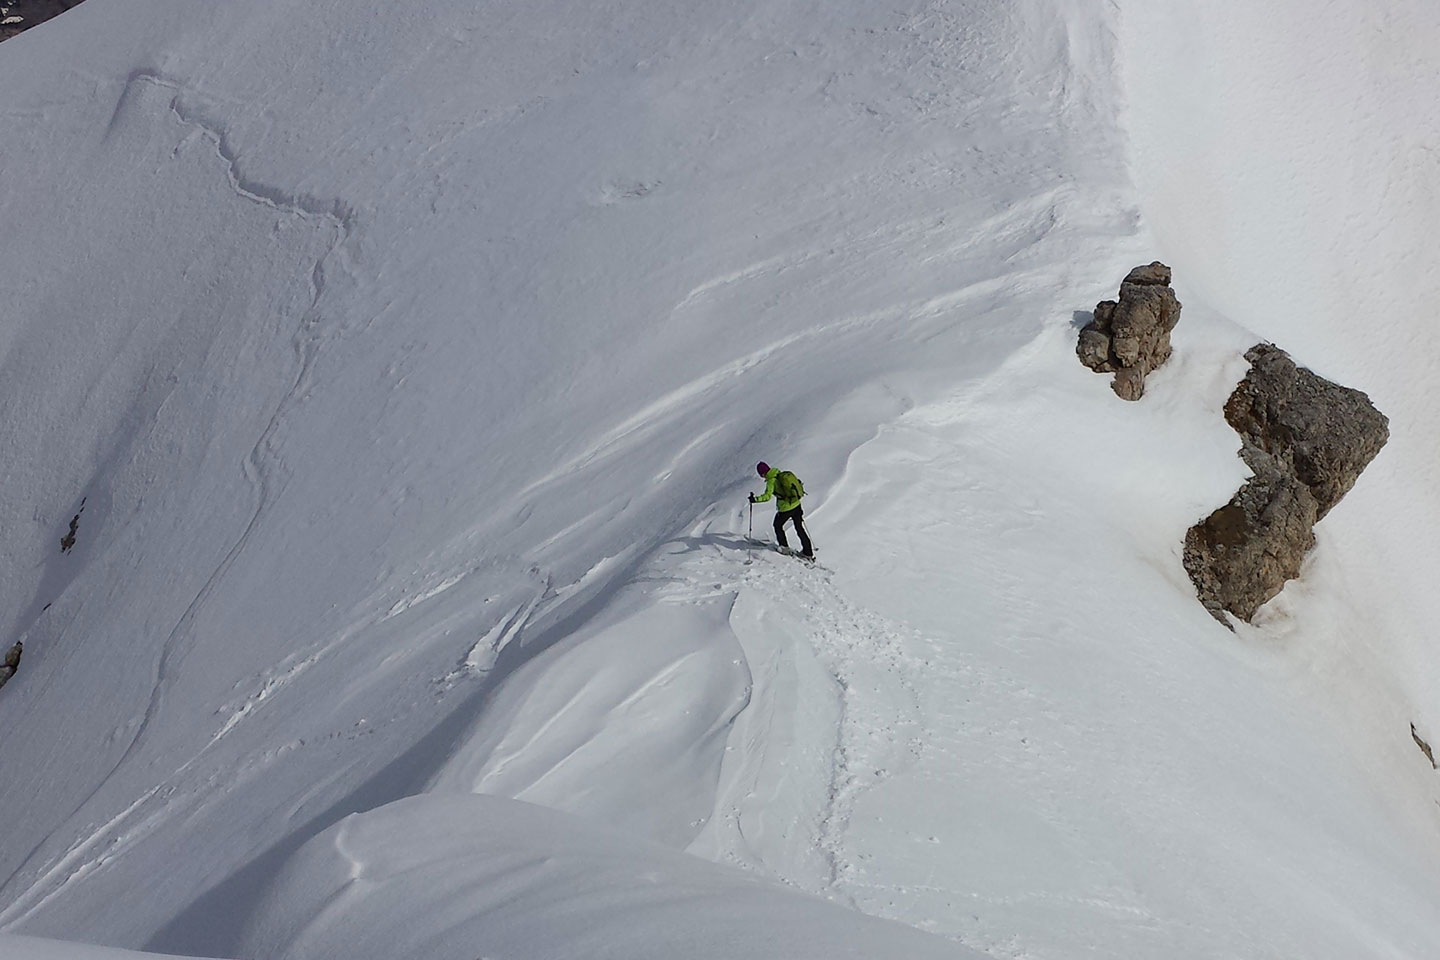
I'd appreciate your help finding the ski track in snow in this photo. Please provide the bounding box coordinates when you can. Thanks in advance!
[761,560,930,901]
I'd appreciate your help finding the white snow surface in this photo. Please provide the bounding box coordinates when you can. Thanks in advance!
[1,1,1438,958]
[0,935,206,960]
[232,793,986,960]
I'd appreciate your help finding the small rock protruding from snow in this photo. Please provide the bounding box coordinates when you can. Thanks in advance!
[60,498,85,554]
[1076,261,1182,401]
[1183,343,1389,624]
[0,641,21,690]
[0,1,83,42]
[1412,723,1437,770]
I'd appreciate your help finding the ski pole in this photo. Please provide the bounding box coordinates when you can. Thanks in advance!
[748,499,753,540]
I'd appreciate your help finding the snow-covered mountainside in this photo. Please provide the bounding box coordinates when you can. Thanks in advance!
[2,1,1438,958]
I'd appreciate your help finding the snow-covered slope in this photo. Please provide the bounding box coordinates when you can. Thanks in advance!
[1,0,1437,958]
[1121,0,1440,831]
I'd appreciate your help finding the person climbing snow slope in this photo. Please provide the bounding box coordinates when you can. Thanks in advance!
[750,461,814,560]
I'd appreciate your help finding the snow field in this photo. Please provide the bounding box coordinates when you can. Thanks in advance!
[232,793,986,960]
[2,3,1145,951]
[808,303,1440,957]
[1,0,1438,957]
[0,934,209,960]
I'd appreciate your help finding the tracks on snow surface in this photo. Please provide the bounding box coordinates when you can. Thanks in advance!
[674,536,928,902]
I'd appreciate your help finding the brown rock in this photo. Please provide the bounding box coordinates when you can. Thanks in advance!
[1076,325,1114,373]
[1184,344,1388,624]
[1183,468,1318,623]
[1122,262,1172,286]
[1076,262,1181,400]
[1222,343,1390,519]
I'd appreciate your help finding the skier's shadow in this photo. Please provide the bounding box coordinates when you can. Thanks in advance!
[663,532,764,558]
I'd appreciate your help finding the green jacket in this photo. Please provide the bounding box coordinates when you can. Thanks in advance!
[754,467,803,513]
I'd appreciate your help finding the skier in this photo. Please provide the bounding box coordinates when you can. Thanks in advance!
[749,461,814,560]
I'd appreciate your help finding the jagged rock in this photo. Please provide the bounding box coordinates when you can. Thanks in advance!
[1076,261,1182,400]
[0,1,84,42]
[0,641,21,690]
[1184,344,1389,624]
[61,498,85,554]
[1222,344,1390,519]
[1184,469,1318,623]
[1413,724,1437,770]
[1122,262,1172,286]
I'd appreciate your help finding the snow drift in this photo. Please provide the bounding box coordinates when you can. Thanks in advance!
[1,0,1438,958]
[234,793,984,960]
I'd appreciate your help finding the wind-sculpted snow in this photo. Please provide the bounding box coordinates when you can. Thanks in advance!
[0,0,1133,949]
[1,0,1439,957]
[0,934,211,960]
[235,793,982,960]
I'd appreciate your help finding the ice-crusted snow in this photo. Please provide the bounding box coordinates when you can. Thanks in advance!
[1,0,1438,958]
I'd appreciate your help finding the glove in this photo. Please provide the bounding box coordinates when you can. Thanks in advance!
[748,493,757,503]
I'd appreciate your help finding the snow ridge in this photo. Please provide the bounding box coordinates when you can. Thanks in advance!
[3,0,1440,957]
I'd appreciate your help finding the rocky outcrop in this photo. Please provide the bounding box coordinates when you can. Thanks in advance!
[1413,724,1437,770]
[1077,261,1182,401]
[0,1,84,42]
[1221,345,1390,517]
[1184,344,1389,623]
[61,497,85,554]
[0,641,20,690]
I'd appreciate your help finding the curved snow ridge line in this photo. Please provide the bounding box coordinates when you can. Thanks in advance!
[671,183,1078,328]
[103,70,353,227]
[434,551,633,692]
[671,248,824,310]
[511,333,812,499]
[673,184,1077,320]
[668,208,954,314]
[475,682,592,787]
[434,590,543,689]
[510,649,724,803]
[648,421,730,486]
[518,265,1040,503]
[385,570,469,620]
[210,649,327,745]
[545,185,1101,504]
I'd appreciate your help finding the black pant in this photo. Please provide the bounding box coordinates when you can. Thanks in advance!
[774,506,813,556]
